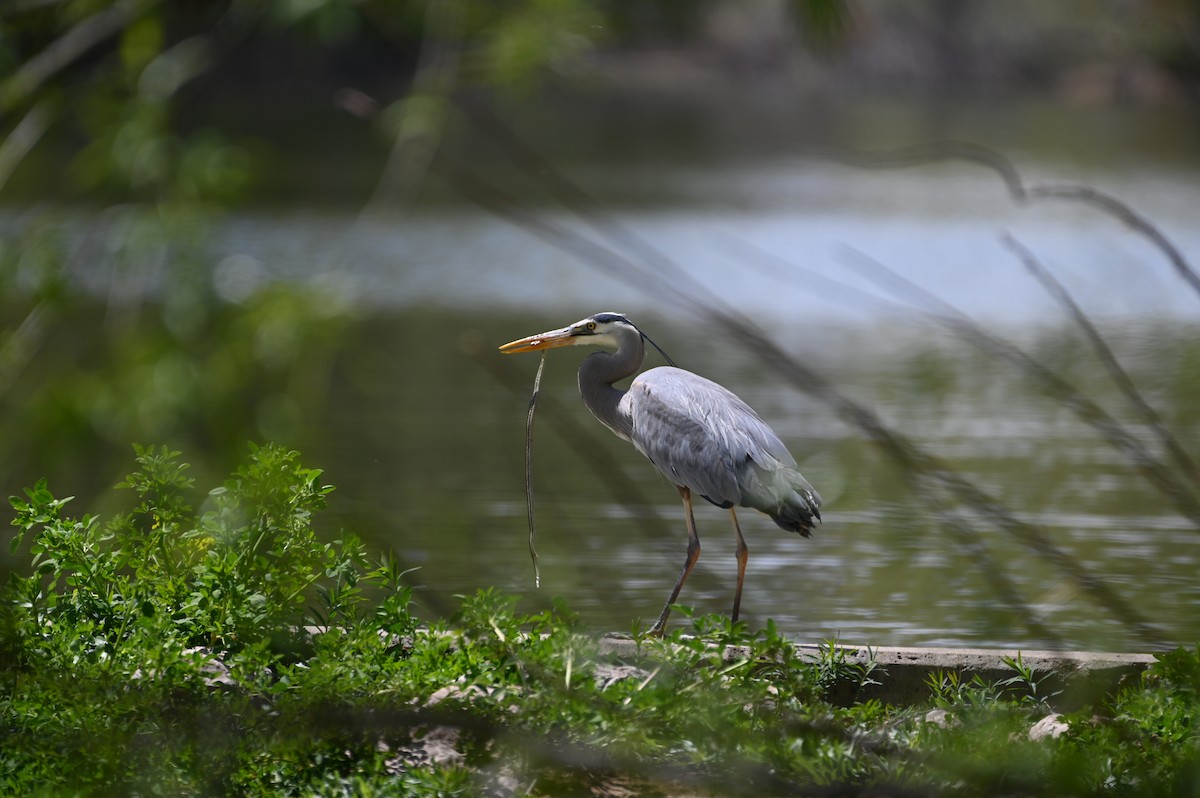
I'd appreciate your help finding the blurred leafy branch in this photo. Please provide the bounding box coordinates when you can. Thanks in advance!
[4,0,827,507]
[0,3,358,508]
[0,0,854,490]
[1,2,590,533]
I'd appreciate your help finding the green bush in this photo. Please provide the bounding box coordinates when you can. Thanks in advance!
[1,443,417,793]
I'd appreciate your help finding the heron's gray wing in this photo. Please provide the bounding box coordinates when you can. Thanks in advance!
[624,367,796,506]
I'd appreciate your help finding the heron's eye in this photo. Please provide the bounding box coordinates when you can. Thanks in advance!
[586,321,596,332]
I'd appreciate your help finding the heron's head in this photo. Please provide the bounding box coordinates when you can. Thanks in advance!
[498,312,639,354]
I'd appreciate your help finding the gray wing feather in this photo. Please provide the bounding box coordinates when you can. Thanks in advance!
[624,367,796,507]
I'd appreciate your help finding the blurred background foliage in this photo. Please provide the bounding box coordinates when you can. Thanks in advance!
[1,0,1198,645]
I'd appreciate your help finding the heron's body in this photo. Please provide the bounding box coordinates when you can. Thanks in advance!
[599,365,819,535]
[500,312,821,634]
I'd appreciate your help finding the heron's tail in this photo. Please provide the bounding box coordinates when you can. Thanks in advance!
[769,484,822,537]
[743,463,823,537]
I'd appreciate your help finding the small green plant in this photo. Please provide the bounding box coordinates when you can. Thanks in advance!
[926,667,1004,710]
[812,637,884,698]
[999,650,1062,708]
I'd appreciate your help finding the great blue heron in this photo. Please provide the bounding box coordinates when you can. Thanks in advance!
[500,312,822,635]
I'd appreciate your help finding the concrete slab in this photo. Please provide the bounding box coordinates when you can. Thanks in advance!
[597,635,1157,710]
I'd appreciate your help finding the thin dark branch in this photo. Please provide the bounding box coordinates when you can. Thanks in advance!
[0,302,50,396]
[357,0,463,215]
[456,96,738,319]
[711,234,913,318]
[1001,232,1198,484]
[442,106,1174,645]
[1,0,150,116]
[458,97,670,266]
[434,152,1164,648]
[1028,183,1200,301]
[834,140,1200,303]
[709,306,1164,648]
[839,247,1200,526]
[833,140,1028,202]
[469,345,671,545]
[430,154,696,318]
[0,101,51,190]
[915,485,1063,646]
[715,241,1063,644]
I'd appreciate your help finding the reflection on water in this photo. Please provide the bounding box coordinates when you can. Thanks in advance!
[4,152,1199,651]
[147,156,1200,328]
[188,155,1200,650]
[294,303,1199,652]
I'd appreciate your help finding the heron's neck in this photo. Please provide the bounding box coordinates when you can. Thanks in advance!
[578,336,643,441]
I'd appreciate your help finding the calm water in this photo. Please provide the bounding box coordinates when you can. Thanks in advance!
[300,306,1198,652]
[180,154,1199,652]
[207,159,1200,326]
[6,149,1200,651]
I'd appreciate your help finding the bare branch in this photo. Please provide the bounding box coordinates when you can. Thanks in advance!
[435,151,1165,648]
[840,246,1200,525]
[1,0,150,117]
[1028,183,1200,300]
[469,342,674,545]
[833,140,1028,202]
[0,101,51,191]
[834,140,1200,303]
[1001,232,1198,484]
[711,304,1165,647]
[0,303,50,396]
[455,96,736,319]
[711,234,913,319]
[355,0,464,217]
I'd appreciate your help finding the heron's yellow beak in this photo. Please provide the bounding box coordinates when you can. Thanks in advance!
[498,326,579,354]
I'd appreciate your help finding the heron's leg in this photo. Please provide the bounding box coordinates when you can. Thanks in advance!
[729,507,749,623]
[649,485,701,637]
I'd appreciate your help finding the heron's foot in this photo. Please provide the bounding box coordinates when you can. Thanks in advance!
[646,605,673,637]
[602,631,634,641]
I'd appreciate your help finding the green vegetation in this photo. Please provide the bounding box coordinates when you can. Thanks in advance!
[2,445,1197,795]
[4,4,1198,792]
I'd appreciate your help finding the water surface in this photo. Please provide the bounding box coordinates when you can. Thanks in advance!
[6,141,1199,651]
